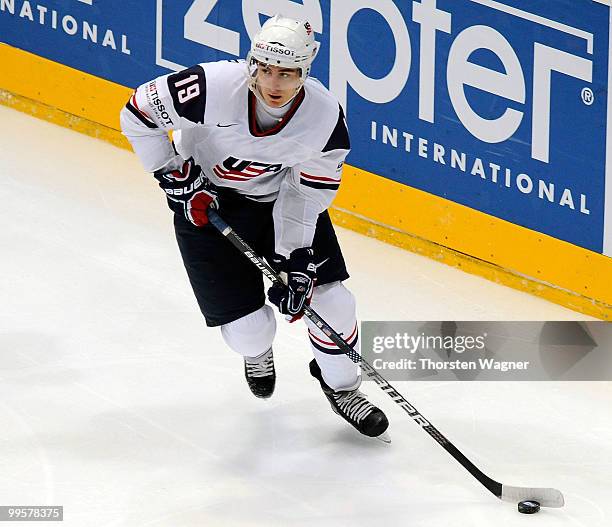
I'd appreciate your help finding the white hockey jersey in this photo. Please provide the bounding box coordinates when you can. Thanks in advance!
[120,61,350,257]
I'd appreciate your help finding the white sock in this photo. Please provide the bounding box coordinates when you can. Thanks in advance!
[221,304,276,358]
[305,282,360,390]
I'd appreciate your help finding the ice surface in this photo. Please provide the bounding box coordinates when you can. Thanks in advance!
[0,106,609,526]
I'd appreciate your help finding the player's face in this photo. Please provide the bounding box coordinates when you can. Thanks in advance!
[256,65,302,107]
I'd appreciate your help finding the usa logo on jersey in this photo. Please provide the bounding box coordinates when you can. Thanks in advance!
[213,156,283,182]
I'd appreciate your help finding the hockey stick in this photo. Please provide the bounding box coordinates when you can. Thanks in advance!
[207,208,564,508]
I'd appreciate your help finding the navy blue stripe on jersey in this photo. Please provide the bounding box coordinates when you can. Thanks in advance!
[167,65,207,125]
[300,177,340,191]
[300,171,341,191]
[300,180,340,191]
[308,325,358,355]
[125,99,158,129]
[322,105,350,152]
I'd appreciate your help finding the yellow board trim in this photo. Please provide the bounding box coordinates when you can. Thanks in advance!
[334,168,612,309]
[2,44,610,319]
[329,207,610,320]
[0,43,132,131]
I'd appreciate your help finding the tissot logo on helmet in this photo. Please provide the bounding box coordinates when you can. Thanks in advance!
[255,42,295,57]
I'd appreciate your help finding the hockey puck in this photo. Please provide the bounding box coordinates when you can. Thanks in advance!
[518,500,541,514]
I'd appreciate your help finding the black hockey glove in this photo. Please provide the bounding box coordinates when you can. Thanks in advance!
[267,248,317,322]
[153,157,218,227]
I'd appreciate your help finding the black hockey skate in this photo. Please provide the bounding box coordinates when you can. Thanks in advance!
[309,359,390,443]
[244,348,276,399]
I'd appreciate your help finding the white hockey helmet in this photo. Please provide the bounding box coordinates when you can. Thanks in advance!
[246,14,319,90]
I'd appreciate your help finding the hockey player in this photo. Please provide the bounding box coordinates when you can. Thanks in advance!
[120,15,389,441]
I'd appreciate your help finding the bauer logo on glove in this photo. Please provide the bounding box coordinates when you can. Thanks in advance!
[153,157,218,227]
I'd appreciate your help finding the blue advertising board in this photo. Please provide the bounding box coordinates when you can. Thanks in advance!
[2,0,611,255]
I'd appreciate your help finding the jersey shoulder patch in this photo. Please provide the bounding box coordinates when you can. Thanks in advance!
[323,105,350,152]
[302,79,350,153]
[167,65,207,124]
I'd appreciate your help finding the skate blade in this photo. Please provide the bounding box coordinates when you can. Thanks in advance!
[375,431,392,444]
